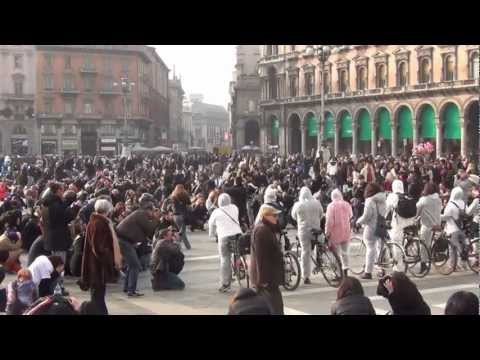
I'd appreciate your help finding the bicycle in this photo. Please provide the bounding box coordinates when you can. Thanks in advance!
[402,224,431,278]
[349,225,407,277]
[279,230,301,291]
[295,229,344,288]
[229,235,250,288]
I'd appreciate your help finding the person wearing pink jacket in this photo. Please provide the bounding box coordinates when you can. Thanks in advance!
[325,189,353,277]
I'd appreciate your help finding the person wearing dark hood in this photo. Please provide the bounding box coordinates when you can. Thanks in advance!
[250,206,285,315]
[376,272,431,315]
[227,288,273,315]
[331,276,376,315]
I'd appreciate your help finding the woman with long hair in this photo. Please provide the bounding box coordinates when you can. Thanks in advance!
[331,276,376,315]
[170,184,192,250]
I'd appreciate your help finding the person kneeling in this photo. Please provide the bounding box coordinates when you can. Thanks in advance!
[151,228,185,291]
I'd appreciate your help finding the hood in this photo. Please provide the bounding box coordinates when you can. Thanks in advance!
[371,192,386,203]
[331,189,343,202]
[264,187,277,203]
[218,193,231,207]
[299,187,313,202]
[392,179,404,194]
[449,187,464,202]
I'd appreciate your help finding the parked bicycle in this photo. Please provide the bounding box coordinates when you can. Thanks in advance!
[229,235,250,288]
[402,224,431,278]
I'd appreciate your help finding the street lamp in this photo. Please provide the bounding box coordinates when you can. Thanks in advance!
[315,45,331,155]
[113,77,135,153]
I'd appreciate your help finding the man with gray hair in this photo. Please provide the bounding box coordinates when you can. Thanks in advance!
[116,193,161,297]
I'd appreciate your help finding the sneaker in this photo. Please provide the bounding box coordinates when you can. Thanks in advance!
[127,291,144,297]
[218,284,231,293]
[360,273,372,280]
[304,278,311,285]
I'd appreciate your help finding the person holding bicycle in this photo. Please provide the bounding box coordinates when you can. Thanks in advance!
[208,193,242,293]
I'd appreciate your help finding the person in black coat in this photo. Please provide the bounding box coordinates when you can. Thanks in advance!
[377,272,431,315]
[331,276,376,315]
[27,236,50,266]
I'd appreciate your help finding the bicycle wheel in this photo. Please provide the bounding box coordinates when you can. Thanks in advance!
[466,238,480,274]
[239,256,250,288]
[404,239,431,278]
[319,248,344,288]
[378,242,407,275]
[431,240,455,275]
[349,236,366,275]
[282,251,301,291]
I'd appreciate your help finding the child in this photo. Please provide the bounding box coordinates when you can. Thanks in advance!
[6,268,38,315]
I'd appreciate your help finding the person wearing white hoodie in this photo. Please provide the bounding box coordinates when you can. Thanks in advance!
[291,187,324,284]
[385,180,416,271]
[416,182,442,270]
[208,193,243,292]
[441,187,468,271]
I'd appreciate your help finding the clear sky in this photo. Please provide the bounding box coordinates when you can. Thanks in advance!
[153,45,236,109]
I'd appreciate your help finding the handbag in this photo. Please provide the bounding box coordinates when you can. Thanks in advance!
[374,203,388,239]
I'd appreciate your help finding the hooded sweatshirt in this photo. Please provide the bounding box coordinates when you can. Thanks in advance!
[325,189,353,245]
[416,193,442,228]
[357,192,387,229]
[441,187,465,235]
[291,187,323,237]
[208,193,242,239]
[386,180,416,230]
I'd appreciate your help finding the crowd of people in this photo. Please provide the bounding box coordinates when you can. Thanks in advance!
[0,144,478,316]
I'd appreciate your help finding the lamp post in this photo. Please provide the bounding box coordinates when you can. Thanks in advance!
[113,77,135,153]
[315,45,331,156]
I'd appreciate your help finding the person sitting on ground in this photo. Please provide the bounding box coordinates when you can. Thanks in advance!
[23,294,101,315]
[150,227,185,291]
[376,272,431,315]
[0,210,24,274]
[6,268,38,315]
[227,288,274,315]
[444,291,479,315]
[27,236,49,266]
[28,255,65,297]
[331,276,376,315]
[188,194,208,232]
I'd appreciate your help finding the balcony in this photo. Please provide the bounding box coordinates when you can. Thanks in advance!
[78,113,102,120]
[80,66,98,74]
[61,87,80,95]
[99,89,121,96]
[37,113,63,120]
[14,114,25,121]
[3,93,34,101]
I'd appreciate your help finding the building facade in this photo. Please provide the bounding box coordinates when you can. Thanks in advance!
[0,45,37,155]
[168,75,185,146]
[229,45,262,150]
[35,45,169,156]
[191,96,229,152]
[255,45,479,159]
[182,98,193,148]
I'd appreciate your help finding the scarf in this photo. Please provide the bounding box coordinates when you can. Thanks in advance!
[95,213,122,270]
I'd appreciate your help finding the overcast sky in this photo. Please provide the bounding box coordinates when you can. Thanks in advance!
[153,45,236,109]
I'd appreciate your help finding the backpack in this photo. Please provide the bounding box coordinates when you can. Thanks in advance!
[395,194,417,218]
[449,201,469,230]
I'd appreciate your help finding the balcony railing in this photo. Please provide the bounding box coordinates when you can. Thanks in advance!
[99,89,121,95]
[80,66,98,74]
[78,113,102,120]
[61,87,80,95]
[3,93,34,101]
[37,113,63,119]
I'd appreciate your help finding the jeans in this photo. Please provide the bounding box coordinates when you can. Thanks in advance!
[174,215,191,250]
[364,226,382,274]
[449,231,467,267]
[218,236,233,286]
[118,239,141,294]
[299,233,313,279]
[420,225,434,261]
[91,284,108,315]
[152,272,185,291]
[257,286,284,315]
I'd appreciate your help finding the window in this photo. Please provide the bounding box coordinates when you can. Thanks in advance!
[84,76,94,91]
[41,124,56,135]
[14,54,23,69]
[84,100,93,114]
[272,46,278,56]
[339,70,348,92]
[63,124,76,135]
[323,72,330,93]
[266,46,272,56]
[104,56,113,74]
[289,75,297,97]
[304,72,314,95]
[291,45,296,52]
[357,66,367,90]
[44,99,53,114]
[101,125,115,135]
[469,51,479,79]
[121,59,129,75]
[44,54,53,69]
[104,100,113,115]
[376,64,386,88]
[419,58,431,83]
[64,100,74,114]
[13,125,27,135]
[64,75,74,90]
[103,77,113,90]
[14,104,24,115]
[444,55,455,81]
[14,80,23,96]
[398,61,408,86]
[64,55,71,69]
[268,67,277,99]
[84,55,93,70]
[44,75,54,90]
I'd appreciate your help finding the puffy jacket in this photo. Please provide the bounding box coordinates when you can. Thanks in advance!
[331,294,376,315]
[41,193,75,252]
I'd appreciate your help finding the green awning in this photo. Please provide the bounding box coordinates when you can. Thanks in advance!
[443,103,460,139]
[398,107,413,140]
[420,105,436,139]
[307,114,317,137]
[340,113,352,138]
[324,113,334,139]
[358,110,372,141]
[378,108,392,140]
[271,117,279,139]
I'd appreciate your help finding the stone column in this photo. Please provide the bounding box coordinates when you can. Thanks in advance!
[334,121,340,156]
[435,116,442,158]
[260,125,266,152]
[371,124,377,157]
[412,120,418,149]
[279,124,286,156]
[352,122,358,157]
[236,125,244,150]
[301,123,307,155]
[460,116,466,158]
[391,121,398,158]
